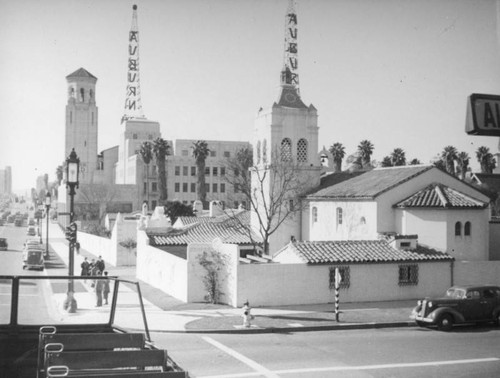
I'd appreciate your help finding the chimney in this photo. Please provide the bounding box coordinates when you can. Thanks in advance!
[193,200,203,216]
[209,200,224,217]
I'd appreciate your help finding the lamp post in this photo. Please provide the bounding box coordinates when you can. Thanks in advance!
[44,192,51,258]
[65,148,80,313]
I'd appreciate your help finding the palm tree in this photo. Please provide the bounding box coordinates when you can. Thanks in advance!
[152,138,170,204]
[476,146,496,174]
[380,156,392,167]
[455,151,470,180]
[192,140,210,206]
[357,140,374,169]
[390,148,406,166]
[139,141,153,206]
[440,145,458,175]
[329,143,346,172]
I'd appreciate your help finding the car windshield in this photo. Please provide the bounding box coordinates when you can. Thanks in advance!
[445,288,466,299]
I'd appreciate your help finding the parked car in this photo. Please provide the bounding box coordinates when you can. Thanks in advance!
[0,238,7,251]
[411,285,500,331]
[26,225,37,236]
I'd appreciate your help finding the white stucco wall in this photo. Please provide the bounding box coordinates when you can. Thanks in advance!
[454,261,500,286]
[77,231,114,265]
[307,200,378,241]
[135,230,188,302]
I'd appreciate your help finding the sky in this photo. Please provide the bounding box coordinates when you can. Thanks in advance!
[1,0,500,194]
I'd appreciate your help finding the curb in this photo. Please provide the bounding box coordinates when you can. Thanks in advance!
[148,321,416,334]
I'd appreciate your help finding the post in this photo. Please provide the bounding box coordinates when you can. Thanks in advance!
[335,267,341,322]
[45,193,51,258]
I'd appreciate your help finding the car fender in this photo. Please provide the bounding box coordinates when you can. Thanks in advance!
[493,305,500,318]
[429,307,465,323]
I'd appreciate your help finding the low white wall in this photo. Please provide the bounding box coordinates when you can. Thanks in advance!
[77,232,114,265]
[454,261,500,286]
[136,230,189,302]
[236,261,452,307]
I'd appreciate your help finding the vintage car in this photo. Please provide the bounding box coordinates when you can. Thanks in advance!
[411,285,500,331]
[26,225,37,236]
[0,238,7,251]
[22,246,44,271]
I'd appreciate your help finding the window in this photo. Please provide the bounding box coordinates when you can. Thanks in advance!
[143,182,147,194]
[464,221,471,236]
[400,242,411,248]
[175,166,180,176]
[281,138,292,161]
[221,167,226,176]
[152,182,157,192]
[210,151,216,157]
[152,165,157,175]
[191,166,196,176]
[183,183,188,192]
[224,151,230,158]
[234,201,239,208]
[174,183,180,192]
[205,167,210,175]
[455,221,462,236]
[148,134,153,140]
[297,138,308,162]
[80,88,85,101]
[360,217,366,225]
[312,207,318,223]
[151,200,157,209]
[182,150,189,156]
[398,264,418,286]
[234,184,239,193]
[205,183,209,193]
[133,134,138,139]
[213,183,218,193]
[220,183,225,193]
[213,167,218,176]
[329,266,350,289]
[191,183,196,193]
[241,201,247,209]
[183,166,188,176]
[336,207,343,225]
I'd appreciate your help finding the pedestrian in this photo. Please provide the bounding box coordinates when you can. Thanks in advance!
[75,241,80,254]
[242,301,254,328]
[103,271,110,305]
[80,257,89,281]
[95,270,104,307]
[96,255,105,273]
[89,259,96,276]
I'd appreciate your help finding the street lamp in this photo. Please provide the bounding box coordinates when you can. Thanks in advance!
[45,192,51,258]
[64,148,80,313]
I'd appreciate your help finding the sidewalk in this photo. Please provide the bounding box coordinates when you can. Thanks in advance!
[46,222,417,333]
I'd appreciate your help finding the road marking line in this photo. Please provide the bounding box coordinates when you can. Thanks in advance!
[199,357,500,378]
[202,336,280,378]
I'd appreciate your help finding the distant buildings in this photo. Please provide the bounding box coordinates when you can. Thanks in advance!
[0,166,12,195]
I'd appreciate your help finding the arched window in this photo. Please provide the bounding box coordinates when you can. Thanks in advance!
[360,217,366,225]
[336,207,343,226]
[80,88,85,102]
[89,89,94,99]
[464,221,471,236]
[281,138,292,162]
[455,221,462,236]
[297,138,308,162]
[312,207,318,223]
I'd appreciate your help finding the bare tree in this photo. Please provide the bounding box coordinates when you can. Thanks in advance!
[78,184,118,224]
[224,149,311,255]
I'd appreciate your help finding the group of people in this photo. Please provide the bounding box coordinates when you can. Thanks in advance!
[80,255,110,307]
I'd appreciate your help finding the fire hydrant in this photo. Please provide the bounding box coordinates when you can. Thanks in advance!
[242,301,254,328]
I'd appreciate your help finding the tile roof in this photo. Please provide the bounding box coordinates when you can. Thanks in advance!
[66,67,97,79]
[277,240,453,264]
[395,183,488,209]
[275,86,308,109]
[149,217,261,246]
[308,165,433,199]
[175,210,250,226]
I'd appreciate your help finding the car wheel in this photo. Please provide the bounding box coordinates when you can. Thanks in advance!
[437,314,453,331]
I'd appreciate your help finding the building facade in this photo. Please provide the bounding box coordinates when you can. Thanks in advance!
[0,166,12,195]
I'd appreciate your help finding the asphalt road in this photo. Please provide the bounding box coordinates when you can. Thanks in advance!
[154,327,500,378]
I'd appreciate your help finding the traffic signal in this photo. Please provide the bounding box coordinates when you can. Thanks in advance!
[65,222,77,244]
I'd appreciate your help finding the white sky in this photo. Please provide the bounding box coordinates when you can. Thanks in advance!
[1,0,500,193]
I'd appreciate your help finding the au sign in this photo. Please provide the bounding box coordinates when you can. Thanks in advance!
[466,93,500,136]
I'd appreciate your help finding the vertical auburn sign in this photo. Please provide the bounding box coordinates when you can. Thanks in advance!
[466,93,500,136]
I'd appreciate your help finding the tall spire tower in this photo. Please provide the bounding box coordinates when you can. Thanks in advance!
[281,0,299,92]
[122,4,145,123]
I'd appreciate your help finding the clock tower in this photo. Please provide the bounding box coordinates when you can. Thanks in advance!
[252,0,320,254]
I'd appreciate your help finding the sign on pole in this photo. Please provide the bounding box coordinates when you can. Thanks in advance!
[466,93,500,136]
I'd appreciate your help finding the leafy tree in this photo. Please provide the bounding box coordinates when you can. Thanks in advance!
[329,142,346,172]
[357,140,374,169]
[192,140,210,207]
[345,153,363,171]
[56,165,64,186]
[408,158,422,165]
[390,148,406,166]
[440,145,458,175]
[455,151,470,179]
[197,250,230,304]
[164,200,194,224]
[380,156,393,167]
[138,141,153,205]
[476,146,496,174]
[152,138,171,203]
[78,183,118,224]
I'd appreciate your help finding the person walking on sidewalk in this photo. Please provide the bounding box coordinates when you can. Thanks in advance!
[96,255,105,273]
[103,271,110,305]
[80,257,89,282]
[95,271,104,307]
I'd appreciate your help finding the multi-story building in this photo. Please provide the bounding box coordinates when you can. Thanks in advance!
[0,166,12,195]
